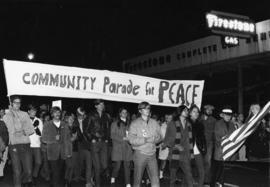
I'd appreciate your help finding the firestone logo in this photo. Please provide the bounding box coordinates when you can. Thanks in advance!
[206,13,255,34]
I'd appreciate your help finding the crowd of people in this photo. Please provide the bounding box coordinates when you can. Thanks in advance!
[0,95,269,187]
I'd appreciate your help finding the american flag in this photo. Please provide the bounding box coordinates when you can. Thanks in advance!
[221,101,270,161]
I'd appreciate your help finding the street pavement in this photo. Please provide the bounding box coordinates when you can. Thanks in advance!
[0,161,269,187]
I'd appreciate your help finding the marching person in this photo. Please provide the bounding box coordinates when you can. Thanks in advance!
[73,107,94,187]
[211,107,235,187]
[128,101,161,187]
[199,104,216,185]
[28,105,43,186]
[3,95,35,187]
[84,99,111,187]
[64,112,77,187]
[158,111,174,179]
[163,105,194,187]
[41,106,72,187]
[110,107,133,187]
[0,108,9,179]
[189,105,206,187]
[40,112,51,181]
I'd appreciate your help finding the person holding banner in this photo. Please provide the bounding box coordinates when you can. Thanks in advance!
[211,107,235,187]
[41,106,72,187]
[28,105,43,186]
[3,95,35,187]
[84,99,111,187]
[128,101,161,187]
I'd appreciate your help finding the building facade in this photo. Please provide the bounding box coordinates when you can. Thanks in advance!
[123,20,270,113]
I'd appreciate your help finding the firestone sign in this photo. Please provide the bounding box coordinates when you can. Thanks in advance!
[206,10,255,38]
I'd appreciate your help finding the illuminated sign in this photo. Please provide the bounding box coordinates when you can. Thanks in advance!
[222,36,239,46]
[206,11,255,38]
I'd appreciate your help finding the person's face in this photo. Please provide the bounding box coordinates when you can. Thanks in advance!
[67,115,74,126]
[28,109,37,118]
[12,98,21,110]
[180,108,189,118]
[165,114,173,123]
[205,108,213,116]
[120,109,128,119]
[44,115,50,122]
[190,107,199,120]
[77,114,85,120]
[131,114,137,121]
[251,105,260,115]
[52,110,61,121]
[0,109,5,118]
[139,105,151,117]
[95,102,105,112]
[152,114,158,120]
[238,114,244,122]
[223,114,232,122]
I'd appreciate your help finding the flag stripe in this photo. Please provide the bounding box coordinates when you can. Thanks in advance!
[222,101,270,161]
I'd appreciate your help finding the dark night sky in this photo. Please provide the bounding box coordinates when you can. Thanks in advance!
[0,0,269,107]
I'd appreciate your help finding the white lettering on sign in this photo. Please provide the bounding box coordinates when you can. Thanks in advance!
[206,13,255,33]
[224,36,239,45]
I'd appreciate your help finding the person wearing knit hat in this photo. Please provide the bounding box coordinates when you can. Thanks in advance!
[211,106,235,187]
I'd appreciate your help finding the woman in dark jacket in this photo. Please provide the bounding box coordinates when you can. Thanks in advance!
[110,107,133,187]
[189,104,206,187]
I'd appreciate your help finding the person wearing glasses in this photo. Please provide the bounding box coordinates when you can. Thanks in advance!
[3,95,35,187]
[128,101,161,187]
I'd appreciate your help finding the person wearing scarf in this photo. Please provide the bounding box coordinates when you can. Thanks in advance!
[3,95,35,187]
[110,107,133,187]
[162,105,194,187]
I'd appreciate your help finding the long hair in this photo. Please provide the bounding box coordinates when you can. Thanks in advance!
[175,105,188,120]
[189,104,200,122]
[117,107,130,128]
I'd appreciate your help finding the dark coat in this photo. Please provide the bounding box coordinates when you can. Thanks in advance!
[200,115,216,143]
[163,120,193,162]
[41,120,72,160]
[0,120,9,152]
[190,119,207,155]
[214,119,235,160]
[111,119,132,161]
[83,111,111,143]
[73,119,91,150]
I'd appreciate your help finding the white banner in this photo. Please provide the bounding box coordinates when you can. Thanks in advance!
[3,59,204,107]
